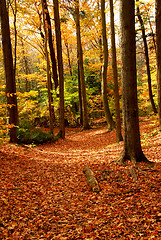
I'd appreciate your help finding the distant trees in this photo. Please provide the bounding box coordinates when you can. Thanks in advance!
[0,0,159,145]
[0,0,18,143]
[136,0,157,114]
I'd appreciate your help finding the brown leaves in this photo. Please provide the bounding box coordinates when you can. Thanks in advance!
[0,118,161,239]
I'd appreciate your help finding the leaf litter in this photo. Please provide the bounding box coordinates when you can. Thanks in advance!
[0,117,161,239]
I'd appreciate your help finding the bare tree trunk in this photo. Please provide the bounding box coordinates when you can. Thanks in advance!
[97,0,103,77]
[9,0,17,80]
[41,0,54,133]
[136,0,157,114]
[43,0,58,91]
[109,0,122,141]
[156,0,161,129]
[99,37,103,75]
[53,0,65,138]
[101,0,115,131]
[43,0,56,125]
[64,39,73,81]
[0,0,18,143]
[24,54,30,92]
[75,0,90,130]
[118,0,151,164]
[21,40,30,92]
[78,57,83,126]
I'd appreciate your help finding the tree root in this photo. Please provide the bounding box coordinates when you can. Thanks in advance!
[117,150,155,167]
[129,167,138,181]
[83,166,100,193]
[81,125,91,132]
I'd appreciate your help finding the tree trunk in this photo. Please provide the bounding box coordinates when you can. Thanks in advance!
[97,1,103,78]
[43,0,56,125]
[64,39,73,81]
[145,6,156,53]
[75,0,90,130]
[156,0,161,129]
[43,0,58,91]
[11,0,17,80]
[109,0,123,141]
[118,0,151,164]
[78,57,83,126]
[136,0,157,114]
[0,0,18,143]
[21,40,30,92]
[101,0,115,131]
[41,0,54,133]
[53,0,65,138]
[24,54,30,92]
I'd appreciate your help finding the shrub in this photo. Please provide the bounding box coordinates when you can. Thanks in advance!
[17,119,55,144]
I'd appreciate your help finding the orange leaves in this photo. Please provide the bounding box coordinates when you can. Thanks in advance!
[0,117,161,239]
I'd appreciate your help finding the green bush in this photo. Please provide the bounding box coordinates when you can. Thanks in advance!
[30,128,54,143]
[17,119,55,144]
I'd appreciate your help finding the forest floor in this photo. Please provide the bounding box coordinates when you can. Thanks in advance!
[0,116,161,239]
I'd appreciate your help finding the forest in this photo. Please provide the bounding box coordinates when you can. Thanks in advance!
[0,0,161,239]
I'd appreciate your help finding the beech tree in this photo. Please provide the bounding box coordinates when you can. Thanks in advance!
[101,0,115,131]
[75,0,90,130]
[41,0,54,133]
[8,0,17,79]
[118,0,151,164]
[78,54,83,126]
[156,0,161,129]
[109,0,122,141]
[53,0,65,138]
[21,40,30,92]
[43,0,58,91]
[0,0,18,143]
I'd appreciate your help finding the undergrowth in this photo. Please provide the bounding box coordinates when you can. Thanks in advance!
[17,119,57,144]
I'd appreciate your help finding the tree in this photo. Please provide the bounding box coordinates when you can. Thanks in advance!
[78,55,83,126]
[0,0,18,143]
[21,39,30,92]
[101,0,115,130]
[53,0,65,138]
[64,36,73,82]
[75,0,90,129]
[109,0,122,141]
[41,0,54,133]
[156,0,161,129]
[8,0,17,79]
[43,0,58,91]
[143,2,156,53]
[136,0,157,114]
[118,0,151,164]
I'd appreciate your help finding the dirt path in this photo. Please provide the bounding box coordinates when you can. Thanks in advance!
[3,117,159,164]
[26,125,122,165]
[0,118,161,239]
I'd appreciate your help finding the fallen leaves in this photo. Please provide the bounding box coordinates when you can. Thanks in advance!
[0,118,161,239]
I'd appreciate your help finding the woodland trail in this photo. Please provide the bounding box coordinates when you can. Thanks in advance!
[0,117,161,239]
[6,117,161,164]
[25,124,122,165]
[3,117,160,164]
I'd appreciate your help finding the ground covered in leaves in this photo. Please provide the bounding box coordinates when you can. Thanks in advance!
[0,117,161,239]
